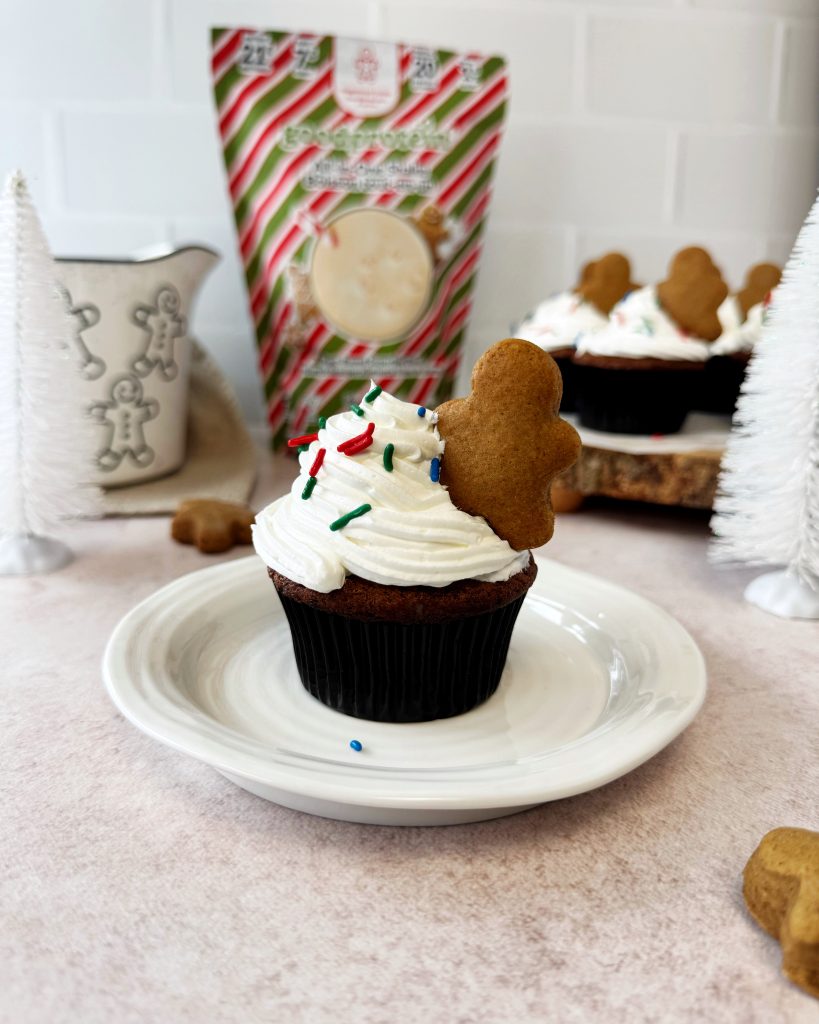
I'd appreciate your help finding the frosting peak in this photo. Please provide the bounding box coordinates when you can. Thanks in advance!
[252,385,529,593]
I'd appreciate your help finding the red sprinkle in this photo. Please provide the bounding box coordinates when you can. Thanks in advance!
[309,447,326,476]
[287,432,319,448]
[337,421,375,453]
[343,435,374,457]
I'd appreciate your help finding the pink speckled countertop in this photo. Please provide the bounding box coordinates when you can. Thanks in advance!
[3,452,818,1023]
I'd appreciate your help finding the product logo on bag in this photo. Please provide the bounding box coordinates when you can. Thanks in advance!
[238,31,275,75]
[334,38,399,116]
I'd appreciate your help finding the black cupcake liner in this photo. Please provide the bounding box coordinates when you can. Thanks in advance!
[276,590,527,723]
[574,362,700,435]
[552,353,577,412]
[696,355,748,415]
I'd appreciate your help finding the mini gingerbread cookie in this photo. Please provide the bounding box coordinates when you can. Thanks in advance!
[743,826,819,999]
[171,499,255,554]
[575,252,639,316]
[287,265,318,325]
[412,204,449,260]
[435,339,581,550]
[656,246,728,341]
[737,262,781,319]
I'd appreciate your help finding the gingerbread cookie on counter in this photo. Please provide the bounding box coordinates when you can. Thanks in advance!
[172,499,255,554]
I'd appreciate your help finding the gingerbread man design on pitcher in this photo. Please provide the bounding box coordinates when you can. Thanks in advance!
[131,284,186,381]
[90,374,159,471]
[61,287,106,381]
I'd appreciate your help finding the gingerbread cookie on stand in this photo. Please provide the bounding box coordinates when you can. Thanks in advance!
[573,246,728,435]
[251,339,579,723]
[515,252,639,411]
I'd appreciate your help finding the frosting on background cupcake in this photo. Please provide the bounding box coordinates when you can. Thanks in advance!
[516,292,608,352]
[575,286,712,362]
[253,387,529,593]
[712,294,772,355]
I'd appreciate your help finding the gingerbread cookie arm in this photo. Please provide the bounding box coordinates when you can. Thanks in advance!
[436,339,580,551]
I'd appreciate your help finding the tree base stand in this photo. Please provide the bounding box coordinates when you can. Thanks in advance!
[744,570,819,620]
[0,534,74,576]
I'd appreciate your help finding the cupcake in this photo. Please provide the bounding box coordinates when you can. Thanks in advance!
[573,247,728,435]
[698,262,781,414]
[253,340,579,723]
[515,252,638,411]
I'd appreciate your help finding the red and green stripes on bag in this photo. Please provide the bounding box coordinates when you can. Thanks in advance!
[211,28,508,449]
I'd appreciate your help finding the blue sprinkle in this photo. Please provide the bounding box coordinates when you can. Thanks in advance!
[417,406,426,417]
[430,457,440,483]
[349,739,363,752]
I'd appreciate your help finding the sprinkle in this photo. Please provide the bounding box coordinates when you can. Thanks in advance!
[430,457,440,483]
[287,432,318,448]
[349,739,363,752]
[364,385,382,403]
[338,421,375,453]
[297,444,309,453]
[351,404,365,417]
[301,476,317,500]
[309,447,326,476]
[417,406,426,417]
[343,435,373,457]
[318,417,327,429]
[329,504,372,531]
[383,443,394,472]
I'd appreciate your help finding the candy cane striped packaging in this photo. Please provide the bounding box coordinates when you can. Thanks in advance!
[211,28,508,448]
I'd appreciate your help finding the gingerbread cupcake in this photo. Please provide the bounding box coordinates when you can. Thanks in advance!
[515,253,638,411]
[253,340,579,723]
[698,262,781,414]
[573,247,728,434]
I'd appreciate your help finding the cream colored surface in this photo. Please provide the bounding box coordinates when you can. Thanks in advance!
[3,454,818,1022]
[309,209,432,341]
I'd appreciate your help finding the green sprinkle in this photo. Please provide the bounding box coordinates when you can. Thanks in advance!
[318,417,327,429]
[301,476,317,500]
[350,404,364,417]
[297,444,309,453]
[383,443,394,473]
[364,385,382,403]
[329,504,372,531]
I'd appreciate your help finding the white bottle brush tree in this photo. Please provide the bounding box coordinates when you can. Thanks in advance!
[710,191,819,619]
[0,171,98,574]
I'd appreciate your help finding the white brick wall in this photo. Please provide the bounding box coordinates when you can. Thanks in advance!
[1,0,816,423]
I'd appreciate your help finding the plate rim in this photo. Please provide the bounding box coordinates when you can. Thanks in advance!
[103,556,707,811]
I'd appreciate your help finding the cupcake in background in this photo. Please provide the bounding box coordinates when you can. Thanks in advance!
[515,252,638,411]
[254,340,579,723]
[573,246,728,435]
[698,262,781,414]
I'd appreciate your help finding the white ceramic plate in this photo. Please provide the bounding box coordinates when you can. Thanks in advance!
[103,557,706,826]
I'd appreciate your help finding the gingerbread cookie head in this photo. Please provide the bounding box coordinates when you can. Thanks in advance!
[743,827,819,999]
[737,262,781,319]
[413,204,449,260]
[435,339,581,551]
[656,246,728,341]
[575,252,639,316]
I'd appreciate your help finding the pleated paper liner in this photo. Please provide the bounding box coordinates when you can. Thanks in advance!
[275,588,528,723]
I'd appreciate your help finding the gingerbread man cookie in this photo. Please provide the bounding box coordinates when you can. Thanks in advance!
[412,204,449,261]
[171,499,255,554]
[743,827,819,999]
[737,262,781,320]
[435,339,581,550]
[575,252,639,316]
[656,246,728,341]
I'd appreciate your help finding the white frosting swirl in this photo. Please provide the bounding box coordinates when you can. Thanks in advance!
[575,286,712,362]
[711,293,772,355]
[515,292,608,352]
[253,387,529,593]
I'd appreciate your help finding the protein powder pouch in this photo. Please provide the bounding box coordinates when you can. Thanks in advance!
[211,28,508,447]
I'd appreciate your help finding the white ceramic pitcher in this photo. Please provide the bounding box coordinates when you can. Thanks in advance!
[57,245,219,488]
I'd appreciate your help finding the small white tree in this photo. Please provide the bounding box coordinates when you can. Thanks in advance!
[710,190,819,618]
[0,171,98,574]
